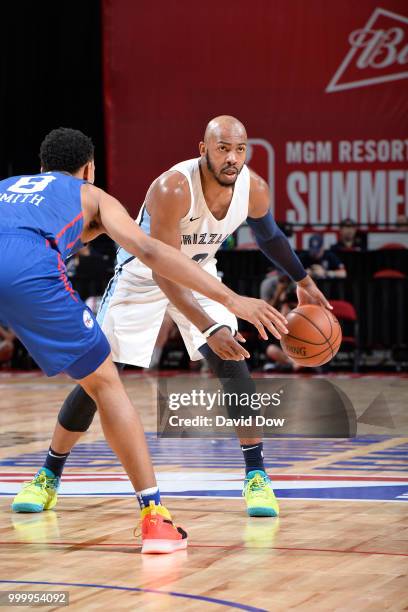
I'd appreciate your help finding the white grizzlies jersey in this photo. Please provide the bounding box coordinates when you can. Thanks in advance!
[98,158,248,362]
[116,158,250,275]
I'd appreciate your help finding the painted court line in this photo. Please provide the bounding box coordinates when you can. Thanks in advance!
[0,580,267,612]
[1,541,406,557]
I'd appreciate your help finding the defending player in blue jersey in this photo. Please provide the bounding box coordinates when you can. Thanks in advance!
[0,128,291,553]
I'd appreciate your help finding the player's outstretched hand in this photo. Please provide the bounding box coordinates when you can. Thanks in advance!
[227,296,288,340]
[207,328,250,361]
[296,275,333,310]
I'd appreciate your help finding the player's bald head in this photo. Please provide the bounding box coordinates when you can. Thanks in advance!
[199,116,247,187]
[204,115,247,144]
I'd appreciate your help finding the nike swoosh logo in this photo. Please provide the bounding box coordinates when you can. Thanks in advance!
[190,216,201,222]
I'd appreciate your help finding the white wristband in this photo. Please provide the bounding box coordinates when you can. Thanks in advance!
[202,323,229,339]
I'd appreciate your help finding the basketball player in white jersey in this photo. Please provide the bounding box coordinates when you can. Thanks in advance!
[13,116,329,522]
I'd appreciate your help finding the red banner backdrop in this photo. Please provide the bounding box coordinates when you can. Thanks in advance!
[102,0,408,247]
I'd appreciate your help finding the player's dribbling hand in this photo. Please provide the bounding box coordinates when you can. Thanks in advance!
[207,328,250,361]
[227,296,289,340]
[296,275,333,310]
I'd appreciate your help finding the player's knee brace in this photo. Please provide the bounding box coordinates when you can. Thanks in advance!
[58,362,126,432]
[58,384,97,432]
[199,342,254,381]
[198,344,256,418]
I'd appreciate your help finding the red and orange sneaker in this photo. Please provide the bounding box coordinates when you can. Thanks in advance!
[139,501,188,554]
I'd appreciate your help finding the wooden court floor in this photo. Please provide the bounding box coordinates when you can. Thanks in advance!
[0,372,407,611]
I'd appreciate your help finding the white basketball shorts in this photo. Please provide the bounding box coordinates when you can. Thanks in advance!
[97,257,238,367]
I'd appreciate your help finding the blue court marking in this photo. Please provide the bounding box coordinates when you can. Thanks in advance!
[2,488,407,501]
[139,486,408,502]
[327,442,408,472]
[0,580,267,612]
[323,466,408,472]
[276,485,408,501]
[0,434,398,470]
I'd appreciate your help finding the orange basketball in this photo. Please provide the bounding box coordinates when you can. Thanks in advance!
[280,305,342,367]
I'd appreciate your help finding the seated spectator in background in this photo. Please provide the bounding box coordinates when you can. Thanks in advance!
[264,281,299,372]
[66,244,106,301]
[0,321,16,365]
[264,274,293,308]
[396,214,408,232]
[265,340,300,372]
[85,295,103,315]
[301,234,346,279]
[149,313,177,369]
[331,218,366,252]
[259,222,295,303]
[260,271,285,305]
[66,244,92,279]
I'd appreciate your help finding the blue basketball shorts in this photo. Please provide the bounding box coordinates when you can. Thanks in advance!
[0,230,110,378]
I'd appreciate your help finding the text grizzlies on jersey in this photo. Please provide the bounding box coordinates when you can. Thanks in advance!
[181,232,230,245]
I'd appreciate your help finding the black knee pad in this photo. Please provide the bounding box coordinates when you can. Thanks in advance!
[58,362,125,432]
[199,343,254,381]
[58,363,125,431]
[199,344,256,418]
[58,384,98,432]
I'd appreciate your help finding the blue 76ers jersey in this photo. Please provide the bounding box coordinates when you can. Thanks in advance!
[0,172,85,259]
[0,171,110,378]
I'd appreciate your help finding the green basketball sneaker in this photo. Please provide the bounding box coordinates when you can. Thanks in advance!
[243,470,279,517]
[12,469,60,513]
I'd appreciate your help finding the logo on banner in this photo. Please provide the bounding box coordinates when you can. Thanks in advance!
[247,139,275,214]
[327,7,408,92]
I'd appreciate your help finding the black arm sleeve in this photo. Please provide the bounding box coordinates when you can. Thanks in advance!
[247,212,307,282]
